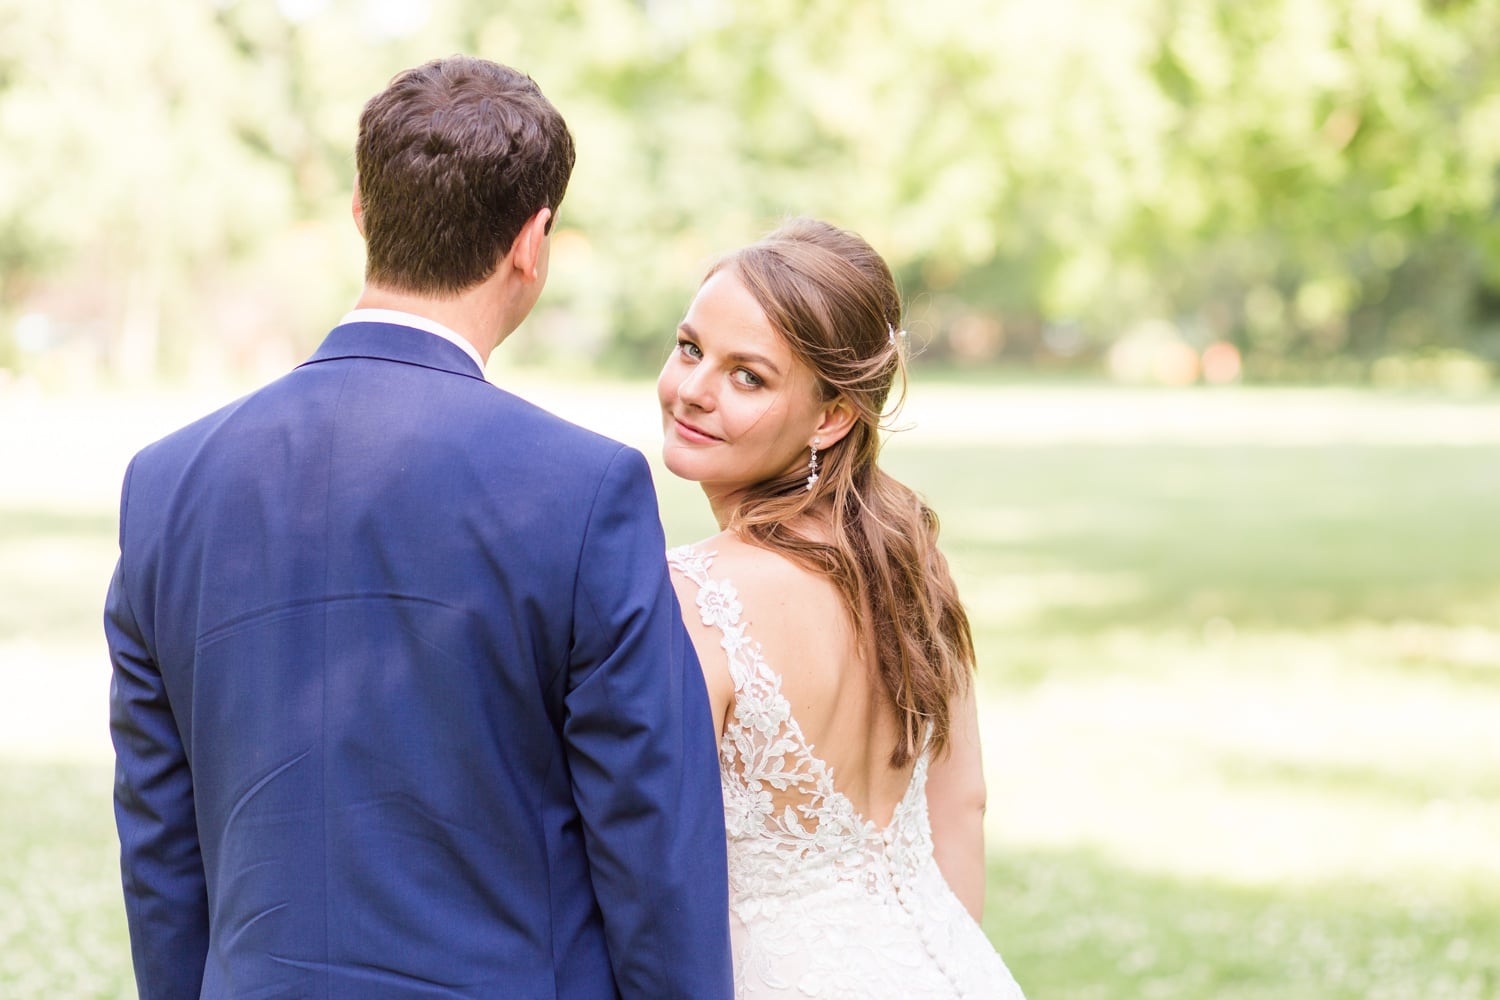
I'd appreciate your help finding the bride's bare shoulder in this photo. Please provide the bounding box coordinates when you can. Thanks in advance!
[697,532,846,624]
[698,531,797,578]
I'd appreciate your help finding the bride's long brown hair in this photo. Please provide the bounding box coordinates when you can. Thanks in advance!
[710,217,975,768]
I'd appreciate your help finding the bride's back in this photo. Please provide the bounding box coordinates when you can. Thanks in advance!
[695,532,913,827]
[658,218,1027,998]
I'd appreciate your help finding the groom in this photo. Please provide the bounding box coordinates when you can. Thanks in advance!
[106,56,732,998]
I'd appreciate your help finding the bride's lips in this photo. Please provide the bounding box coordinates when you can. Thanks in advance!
[672,417,721,444]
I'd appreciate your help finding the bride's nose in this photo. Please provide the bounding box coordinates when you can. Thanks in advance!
[676,364,714,411]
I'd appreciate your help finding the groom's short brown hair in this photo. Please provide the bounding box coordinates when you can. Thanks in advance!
[356,56,575,295]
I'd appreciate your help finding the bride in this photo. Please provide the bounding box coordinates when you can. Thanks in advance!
[659,217,1026,999]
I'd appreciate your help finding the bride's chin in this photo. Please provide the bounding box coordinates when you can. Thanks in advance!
[661,450,706,484]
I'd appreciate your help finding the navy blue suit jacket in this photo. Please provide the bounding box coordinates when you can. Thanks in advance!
[106,322,732,999]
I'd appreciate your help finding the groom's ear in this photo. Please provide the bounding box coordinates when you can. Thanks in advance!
[351,182,366,237]
[507,207,553,282]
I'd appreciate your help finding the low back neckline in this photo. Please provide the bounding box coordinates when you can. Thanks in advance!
[668,543,928,839]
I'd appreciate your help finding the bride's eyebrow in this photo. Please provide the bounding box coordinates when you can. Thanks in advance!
[678,321,783,376]
[726,352,781,377]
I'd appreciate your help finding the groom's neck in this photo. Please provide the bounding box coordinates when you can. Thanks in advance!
[354,283,508,364]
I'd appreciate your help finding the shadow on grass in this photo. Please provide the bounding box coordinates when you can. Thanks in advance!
[0,506,118,646]
[985,845,1499,1000]
[0,760,131,999]
[0,508,116,544]
[1213,754,1500,807]
[885,443,1500,638]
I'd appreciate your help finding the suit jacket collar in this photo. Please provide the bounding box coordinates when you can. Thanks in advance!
[298,321,488,381]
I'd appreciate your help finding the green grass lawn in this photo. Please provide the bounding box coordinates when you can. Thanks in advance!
[3,380,1497,998]
[891,427,1498,998]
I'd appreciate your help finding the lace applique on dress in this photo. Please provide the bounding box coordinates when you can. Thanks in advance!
[668,544,1027,1000]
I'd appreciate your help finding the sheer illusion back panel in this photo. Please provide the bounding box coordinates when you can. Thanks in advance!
[674,539,915,830]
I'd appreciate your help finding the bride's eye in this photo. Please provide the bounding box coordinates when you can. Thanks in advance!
[677,339,703,361]
[732,368,763,388]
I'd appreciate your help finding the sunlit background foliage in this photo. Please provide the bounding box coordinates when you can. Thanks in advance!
[2,0,1499,385]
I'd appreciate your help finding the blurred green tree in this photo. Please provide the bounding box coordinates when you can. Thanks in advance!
[0,0,1496,382]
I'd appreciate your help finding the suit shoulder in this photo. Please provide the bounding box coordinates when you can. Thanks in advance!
[486,387,639,465]
[127,389,259,472]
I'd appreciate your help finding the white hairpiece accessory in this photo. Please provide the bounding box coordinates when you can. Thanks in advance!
[888,323,898,345]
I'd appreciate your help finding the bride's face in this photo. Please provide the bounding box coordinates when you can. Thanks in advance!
[658,270,830,501]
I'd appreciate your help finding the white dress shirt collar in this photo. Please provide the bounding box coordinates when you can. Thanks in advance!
[339,308,486,373]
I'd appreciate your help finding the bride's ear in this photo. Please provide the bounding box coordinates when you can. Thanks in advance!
[811,398,857,450]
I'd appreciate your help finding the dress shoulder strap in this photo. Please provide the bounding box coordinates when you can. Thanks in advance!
[667,544,758,690]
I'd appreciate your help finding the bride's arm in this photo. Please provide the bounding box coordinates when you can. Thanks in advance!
[925,686,989,922]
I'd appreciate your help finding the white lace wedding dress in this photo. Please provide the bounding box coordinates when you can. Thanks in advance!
[669,546,1026,1000]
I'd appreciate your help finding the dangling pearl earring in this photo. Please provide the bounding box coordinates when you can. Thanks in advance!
[805,437,820,492]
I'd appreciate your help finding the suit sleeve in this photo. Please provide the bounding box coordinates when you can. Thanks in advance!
[563,446,734,999]
[106,459,210,1000]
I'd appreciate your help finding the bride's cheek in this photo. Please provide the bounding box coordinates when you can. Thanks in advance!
[739,397,782,435]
